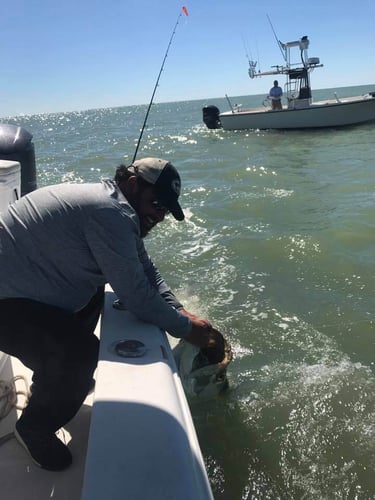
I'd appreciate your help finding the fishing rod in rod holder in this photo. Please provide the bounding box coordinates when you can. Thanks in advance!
[131,7,188,164]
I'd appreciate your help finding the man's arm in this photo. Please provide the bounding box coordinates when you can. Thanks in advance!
[85,205,224,355]
[135,229,224,355]
[84,207,190,336]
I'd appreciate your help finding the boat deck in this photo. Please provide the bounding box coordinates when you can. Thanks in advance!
[0,355,93,500]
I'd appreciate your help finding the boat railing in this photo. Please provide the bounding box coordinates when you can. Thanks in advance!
[285,80,298,101]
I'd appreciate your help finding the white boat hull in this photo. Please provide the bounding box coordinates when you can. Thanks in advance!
[81,287,214,500]
[219,95,375,130]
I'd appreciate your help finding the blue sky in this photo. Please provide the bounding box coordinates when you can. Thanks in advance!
[1,0,374,117]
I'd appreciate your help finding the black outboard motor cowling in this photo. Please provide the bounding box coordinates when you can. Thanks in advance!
[202,105,222,129]
[0,123,37,195]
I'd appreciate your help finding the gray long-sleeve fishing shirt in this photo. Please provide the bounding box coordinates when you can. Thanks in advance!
[0,179,191,337]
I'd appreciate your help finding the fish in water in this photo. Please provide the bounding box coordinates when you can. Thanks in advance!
[173,337,233,398]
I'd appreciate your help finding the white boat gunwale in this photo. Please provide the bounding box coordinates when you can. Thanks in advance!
[221,93,375,117]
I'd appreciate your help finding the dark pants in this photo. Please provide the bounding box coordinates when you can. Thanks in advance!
[0,288,103,433]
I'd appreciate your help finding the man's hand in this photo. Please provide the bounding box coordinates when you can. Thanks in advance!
[183,320,226,363]
[178,308,212,329]
[178,308,227,362]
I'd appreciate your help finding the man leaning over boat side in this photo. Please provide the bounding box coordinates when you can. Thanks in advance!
[268,80,283,110]
[0,157,225,471]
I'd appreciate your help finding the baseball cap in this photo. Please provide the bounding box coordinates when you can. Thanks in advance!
[128,157,184,221]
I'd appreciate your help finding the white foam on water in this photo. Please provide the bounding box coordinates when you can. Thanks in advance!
[235,319,375,499]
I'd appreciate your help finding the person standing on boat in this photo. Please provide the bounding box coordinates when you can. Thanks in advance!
[0,157,225,471]
[268,80,283,110]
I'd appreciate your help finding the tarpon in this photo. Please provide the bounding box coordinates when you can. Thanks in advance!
[173,338,233,398]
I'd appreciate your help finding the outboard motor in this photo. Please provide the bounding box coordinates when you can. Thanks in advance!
[202,105,222,129]
[0,123,37,196]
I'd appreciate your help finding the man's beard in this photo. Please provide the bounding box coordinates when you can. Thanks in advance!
[140,225,149,238]
[139,220,154,238]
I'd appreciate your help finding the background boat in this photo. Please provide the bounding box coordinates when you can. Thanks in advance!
[203,36,375,130]
[216,92,375,130]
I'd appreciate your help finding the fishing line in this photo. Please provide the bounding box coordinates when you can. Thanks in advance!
[132,6,189,164]
[241,34,252,64]
[256,42,262,73]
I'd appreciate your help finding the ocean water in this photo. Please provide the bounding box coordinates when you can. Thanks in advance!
[4,84,375,499]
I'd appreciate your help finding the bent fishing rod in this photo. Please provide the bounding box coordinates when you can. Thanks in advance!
[132,6,188,164]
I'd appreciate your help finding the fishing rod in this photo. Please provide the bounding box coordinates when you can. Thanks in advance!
[132,6,188,164]
[266,14,286,63]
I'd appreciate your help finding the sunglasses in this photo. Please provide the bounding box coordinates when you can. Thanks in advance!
[151,200,170,214]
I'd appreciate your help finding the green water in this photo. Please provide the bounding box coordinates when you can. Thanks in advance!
[5,85,375,498]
